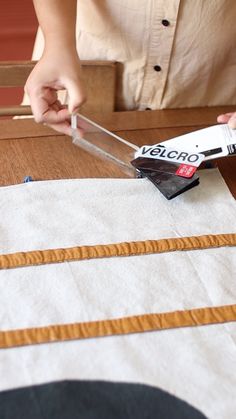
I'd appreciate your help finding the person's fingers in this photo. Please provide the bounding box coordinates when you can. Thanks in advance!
[26,70,86,135]
[217,112,236,129]
[40,95,85,137]
[42,107,71,124]
[67,80,87,114]
[51,99,63,112]
[228,112,236,129]
[217,113,233,123]
[45,120,84,138]
[45,120,72,136]
[28,87,70,124]
[30,84,85,128]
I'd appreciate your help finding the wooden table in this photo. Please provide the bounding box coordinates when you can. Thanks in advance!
[0,106,235,198]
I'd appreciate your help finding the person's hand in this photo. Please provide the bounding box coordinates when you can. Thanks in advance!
[25,48,86,136]
[217,112,236,129]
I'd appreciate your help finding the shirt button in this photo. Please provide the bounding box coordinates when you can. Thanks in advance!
[154,65,162,72]
[162,19,170,27]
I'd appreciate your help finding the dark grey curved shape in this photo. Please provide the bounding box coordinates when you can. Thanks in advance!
[0,380,207,419]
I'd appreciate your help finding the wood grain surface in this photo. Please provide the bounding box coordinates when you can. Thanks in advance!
[0,106,233,139]
[0,107,235,199]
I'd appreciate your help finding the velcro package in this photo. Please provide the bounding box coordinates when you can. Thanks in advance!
[131,144,204,200]
[162,124,236,160]
[131,157,200,200]
[131,124,236,199]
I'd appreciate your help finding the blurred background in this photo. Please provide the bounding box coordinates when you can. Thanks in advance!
[0,0,37,107]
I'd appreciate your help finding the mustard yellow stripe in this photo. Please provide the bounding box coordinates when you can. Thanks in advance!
[1,304,236,349]
[0,233,236,270]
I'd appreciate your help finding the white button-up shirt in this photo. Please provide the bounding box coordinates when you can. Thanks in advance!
[33,0,236,110]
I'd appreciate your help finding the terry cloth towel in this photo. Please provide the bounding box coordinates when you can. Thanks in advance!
[0,169,236,418]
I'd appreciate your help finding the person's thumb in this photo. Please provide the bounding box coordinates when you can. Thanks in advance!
[228,113,236,129]
[67,79,87,115]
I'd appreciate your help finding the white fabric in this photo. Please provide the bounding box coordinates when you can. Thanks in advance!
[0,169,236,418]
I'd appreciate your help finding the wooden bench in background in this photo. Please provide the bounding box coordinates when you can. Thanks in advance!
[0,60,117,116]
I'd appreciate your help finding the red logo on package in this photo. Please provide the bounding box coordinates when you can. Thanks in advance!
[175,164,197,178]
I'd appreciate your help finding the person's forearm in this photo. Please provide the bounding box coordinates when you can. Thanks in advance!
[33,0,77,51]
[26,0,85,128]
